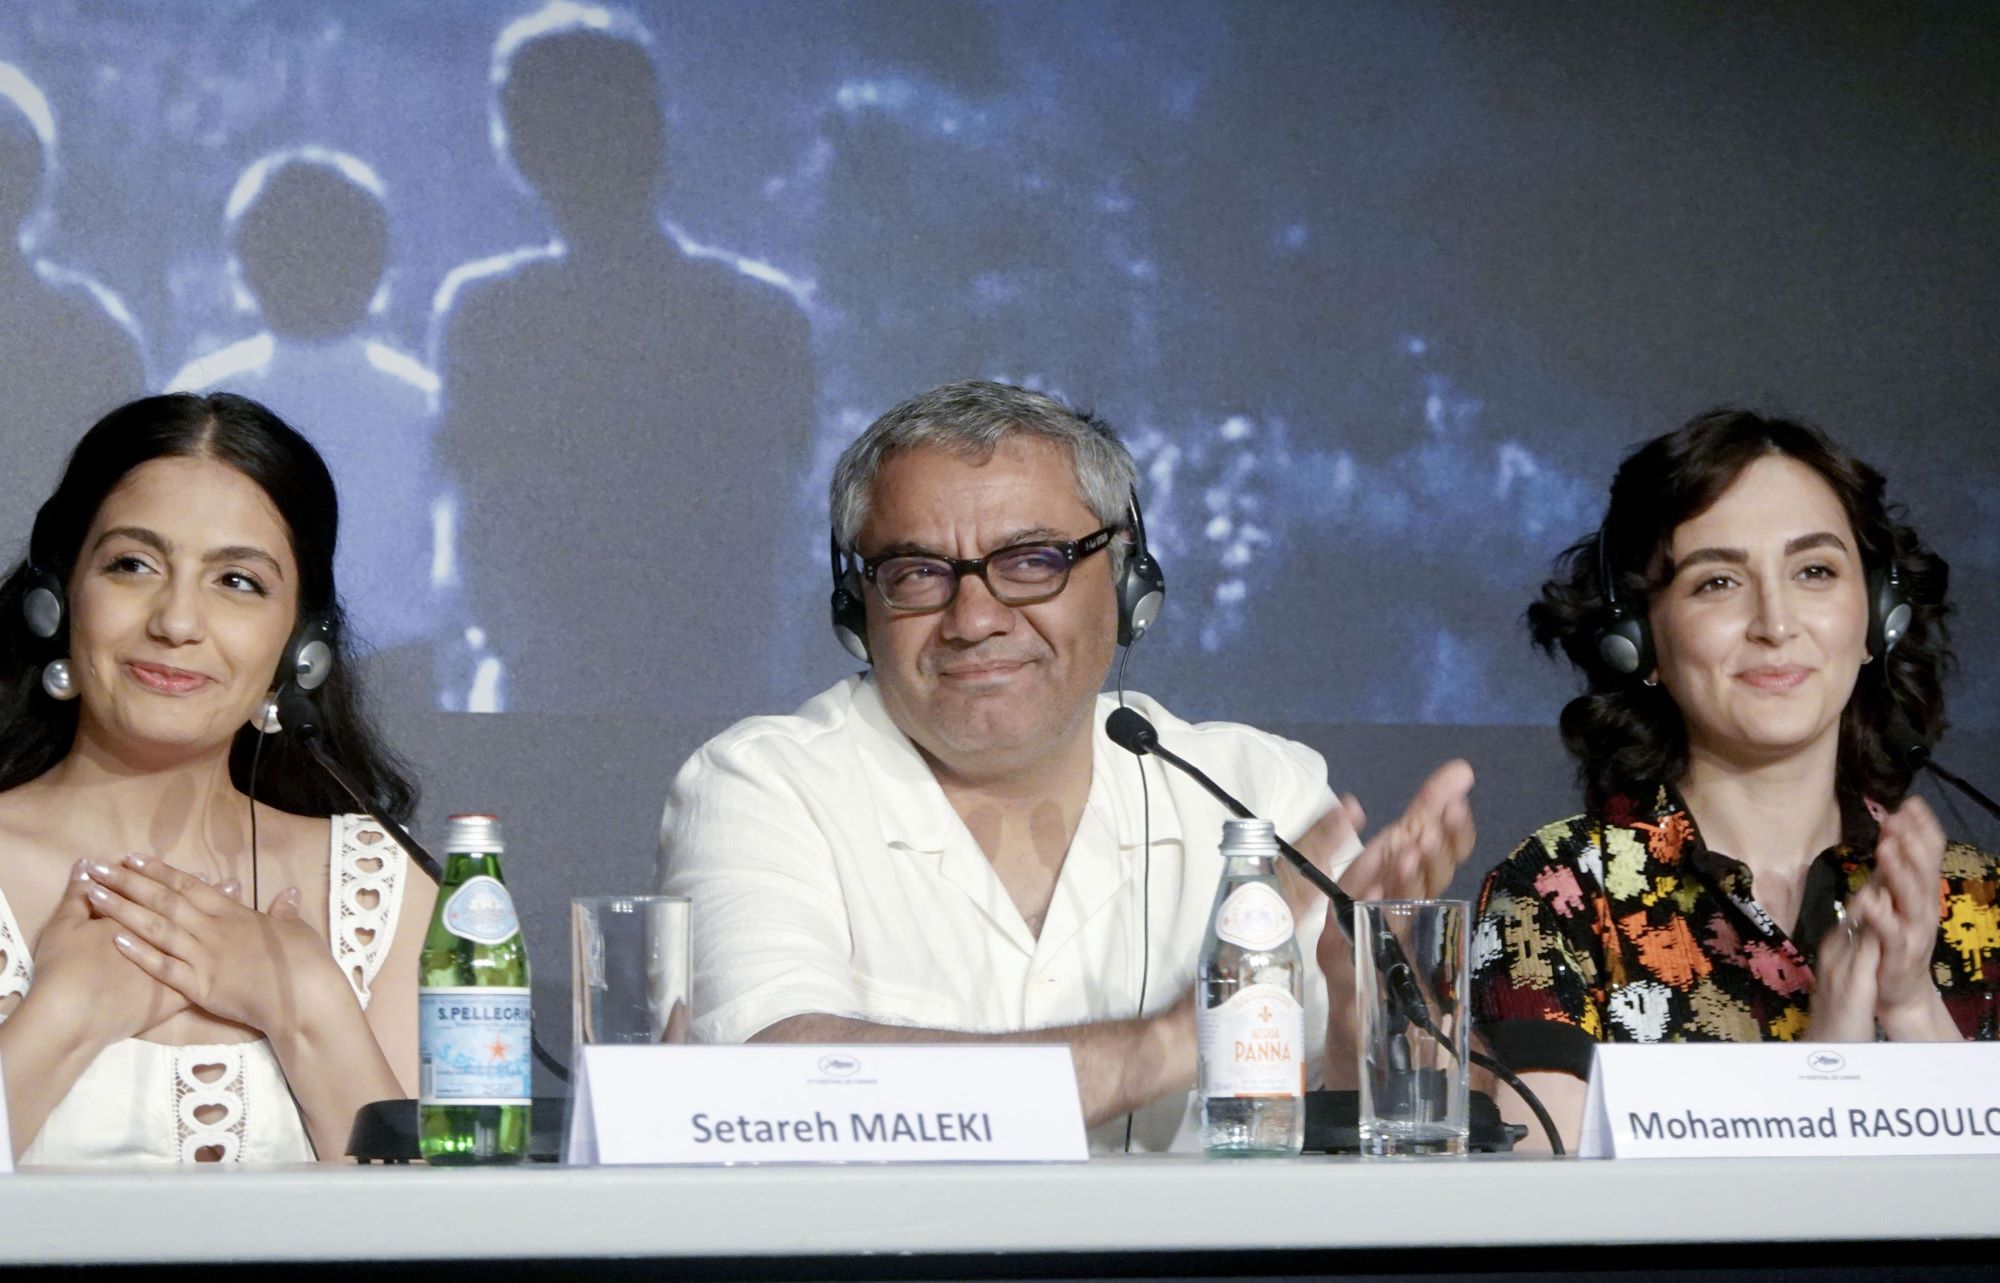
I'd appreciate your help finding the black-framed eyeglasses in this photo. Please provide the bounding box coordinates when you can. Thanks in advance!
[860,526,1120,612]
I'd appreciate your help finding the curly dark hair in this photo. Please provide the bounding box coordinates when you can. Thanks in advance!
[0,392,418,822]
[1528,409,1951,819]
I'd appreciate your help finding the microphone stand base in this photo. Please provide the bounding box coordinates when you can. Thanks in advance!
[1304,1089,1522,1154]
[348,1098,566,1163]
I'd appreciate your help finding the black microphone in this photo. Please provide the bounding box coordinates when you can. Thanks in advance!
[1105,705,1566,1153]
[279,689,444,882]
[1105,707,1357,934]
[1106,707,1418,1037]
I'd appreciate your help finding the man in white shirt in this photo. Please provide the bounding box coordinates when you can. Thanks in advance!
[660,380,1474,1149]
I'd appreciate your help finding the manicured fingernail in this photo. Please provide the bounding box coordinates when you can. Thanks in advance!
[219,880,241,899]
[280,886,301,905]
[124,853,150,869]
[86,861,114,880]
[113,932,136,951]
[73,860,91,882]
[86,885,110,905]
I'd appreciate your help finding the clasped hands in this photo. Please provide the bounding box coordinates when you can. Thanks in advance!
[1810,796,1958,1042]
[38,854,337,1047]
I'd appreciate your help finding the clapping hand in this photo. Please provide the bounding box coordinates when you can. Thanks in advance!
[1810,796,1955,1041]
[1297,760,1477,1085]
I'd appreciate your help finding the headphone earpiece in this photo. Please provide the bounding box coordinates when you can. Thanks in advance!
[279,615,337,695]
[1113,491,1166,647]
[1592,528,1654,679]
[1868,560,1911,660]
[828,535,870,663]
[21,562,65,643]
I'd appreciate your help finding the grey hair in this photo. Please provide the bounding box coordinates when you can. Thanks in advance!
[830,380,1139,573]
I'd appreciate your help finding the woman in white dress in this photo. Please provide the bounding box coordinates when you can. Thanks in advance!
[0,391,437,1164]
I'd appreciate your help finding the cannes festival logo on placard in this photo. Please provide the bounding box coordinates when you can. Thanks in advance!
[817,1054,861,1078]
[1806,1050,1846,1074]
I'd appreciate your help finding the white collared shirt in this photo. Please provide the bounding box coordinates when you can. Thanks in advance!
[658,674,1356,1150]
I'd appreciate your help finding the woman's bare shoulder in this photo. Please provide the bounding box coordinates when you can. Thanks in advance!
[0,782,89,937]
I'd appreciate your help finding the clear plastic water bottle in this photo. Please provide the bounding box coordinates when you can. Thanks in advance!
[418,813,531,1164]
[1197,818,1306,1156]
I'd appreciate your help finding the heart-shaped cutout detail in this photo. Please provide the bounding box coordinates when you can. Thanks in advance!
[191,1062,227,1085]
[193,1144,225,1163]
[356,856,384,874]
[356,888,380,912]
[357,829,384,846]
[193,1103,229,1127]
[354,927,376,947]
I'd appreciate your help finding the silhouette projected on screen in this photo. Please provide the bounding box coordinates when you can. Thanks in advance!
[0,62,145,555]
[431,3,815,714]
[169,148,442,657]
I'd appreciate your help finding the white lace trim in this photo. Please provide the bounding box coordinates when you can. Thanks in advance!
[329,813,409,1008]
[171,1046,249,1163]
[0,885,30,1009]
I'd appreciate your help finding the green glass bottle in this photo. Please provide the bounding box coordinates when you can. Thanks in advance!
[419,813,532,1164]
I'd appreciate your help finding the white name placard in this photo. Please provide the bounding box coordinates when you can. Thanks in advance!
[1581,1041,2000,1159]
[565,1043,1089,1166]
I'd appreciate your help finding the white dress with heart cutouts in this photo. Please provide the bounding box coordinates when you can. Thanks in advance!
[0,814,407,1165]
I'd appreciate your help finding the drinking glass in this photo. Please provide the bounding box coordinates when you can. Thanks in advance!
[1355,899,1471,1157]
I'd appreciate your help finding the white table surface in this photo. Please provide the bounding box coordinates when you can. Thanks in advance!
[1,1152,1995,1266]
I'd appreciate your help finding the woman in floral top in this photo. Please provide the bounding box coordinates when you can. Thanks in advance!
[1473,410,1999,1150]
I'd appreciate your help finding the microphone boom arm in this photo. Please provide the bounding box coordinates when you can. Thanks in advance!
[298,736,445,883]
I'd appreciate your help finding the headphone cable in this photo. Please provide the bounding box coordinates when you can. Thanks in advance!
[1116,638,1152,1153]
[243,684,287,912]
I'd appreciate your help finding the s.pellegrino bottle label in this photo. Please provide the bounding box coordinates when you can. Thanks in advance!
[419,986,533,1105]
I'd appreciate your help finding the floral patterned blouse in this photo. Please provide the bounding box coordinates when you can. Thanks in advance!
[1471,789,2000,1077]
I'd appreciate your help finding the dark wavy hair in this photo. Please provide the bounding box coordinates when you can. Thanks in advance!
[0,392,418,822]
[1529,409,1951,819]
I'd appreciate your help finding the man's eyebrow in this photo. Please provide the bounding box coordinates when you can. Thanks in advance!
[993,526,1067,548]
[868,540,947,560]
[210,545,285,578]
[92,526,171,555]
[866,527,1073,560]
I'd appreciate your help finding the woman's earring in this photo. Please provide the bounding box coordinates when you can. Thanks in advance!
[40,658,78,701]
[1642,674,1659,688]
[251,694,283,734]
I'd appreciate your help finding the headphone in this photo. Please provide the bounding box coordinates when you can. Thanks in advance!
[830,488,1167,662]
[1592,525,1911,678]
[20,549,337,707]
